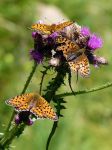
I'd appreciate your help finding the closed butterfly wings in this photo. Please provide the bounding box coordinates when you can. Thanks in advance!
[68,54,90,77]
[31,21,74,34]
[6,93,58,121]
[56,37,90,77]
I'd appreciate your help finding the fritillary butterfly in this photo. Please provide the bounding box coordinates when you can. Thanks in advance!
[6,93,58,121]
[56,36,90,77]
[31,21,74,34]
[56,36,80,56]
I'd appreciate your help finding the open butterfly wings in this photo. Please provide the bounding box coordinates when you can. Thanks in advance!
[31,96,58,121]
[52,21,74,32]
[31,24,51,34]
[6,93,58,121]
[56,37,90,77]
[31,21,74,34]
[6,93,32,111]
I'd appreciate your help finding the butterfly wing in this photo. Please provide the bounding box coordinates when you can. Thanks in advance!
[56,36,80,56]
[6,93,34,112]
[68,53,90,77]
[30,95,58,121]
[54,21,74,32]
[31,21,73,34]
[56,36,90,77]
[31,23,51,34]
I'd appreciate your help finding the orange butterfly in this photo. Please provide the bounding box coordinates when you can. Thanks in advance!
[31,21,74,34]
[56,36,90,77]
[56,36,80,56]
[6,93,58,121]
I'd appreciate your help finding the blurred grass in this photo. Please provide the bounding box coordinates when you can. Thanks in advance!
[0,0,112,150]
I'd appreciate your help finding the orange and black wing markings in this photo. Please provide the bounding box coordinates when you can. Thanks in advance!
[31,24,51,34]
[56,36,80,56]
[68,53,90,77]
[6,93,33,111]
[31,21,74,34]
[51,21,74,33]
[6,93,58,121]
[30,95,58,121]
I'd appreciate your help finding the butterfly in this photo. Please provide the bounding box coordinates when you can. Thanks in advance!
[56,36,90,77]
[6,93,58,121]
[31,21,74,35]
[56,36,80,56]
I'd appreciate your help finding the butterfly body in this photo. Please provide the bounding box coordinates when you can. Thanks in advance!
[31,21,74,34]
[6,93,58,121]
[56,36,90,77]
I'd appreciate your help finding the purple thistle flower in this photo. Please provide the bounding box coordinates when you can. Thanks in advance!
[81,26,91,36]
[32,32,43,42]
[30,49,43,63]
[14,112,35,126]
[47,32,59,44]
[32,32,38,39]
[15,114,22,125]
[26,118,34,126]
[86,49,108,67]
[88,34,103,50]
[49,32,59,39]
[93,55,108,67]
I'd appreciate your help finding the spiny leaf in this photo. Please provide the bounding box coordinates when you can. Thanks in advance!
[43,64,68,102]
[45,63,68,150]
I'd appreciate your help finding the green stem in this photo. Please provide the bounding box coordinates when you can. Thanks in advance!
[20,62,37,95]
[46,99,61,150]
[44,68,66,102]
[46,81,112,150]
[44,64,68,150]
[39,66,50,95]
[0,125,18,149]
[0,62,37,149]
[46,122,58,150]
[57,82,112,98]
[0,124,25,149]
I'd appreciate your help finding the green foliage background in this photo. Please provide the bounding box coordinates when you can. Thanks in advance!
[0,0,112,149]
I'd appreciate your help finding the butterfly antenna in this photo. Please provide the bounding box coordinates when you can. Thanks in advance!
[27,27,32,30]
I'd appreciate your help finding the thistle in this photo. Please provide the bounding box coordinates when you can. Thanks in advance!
[0,20,110,150]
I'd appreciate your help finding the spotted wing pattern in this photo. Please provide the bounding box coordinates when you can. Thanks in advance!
[30,95,58,121]
[6,93,58,121]
[6,93,34,111]
[31,24,51,34]
[51,21,74,33]
[31,21,73,34]
[56,36,80,56]
[56,36,90,77]
[69,53,90,77]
